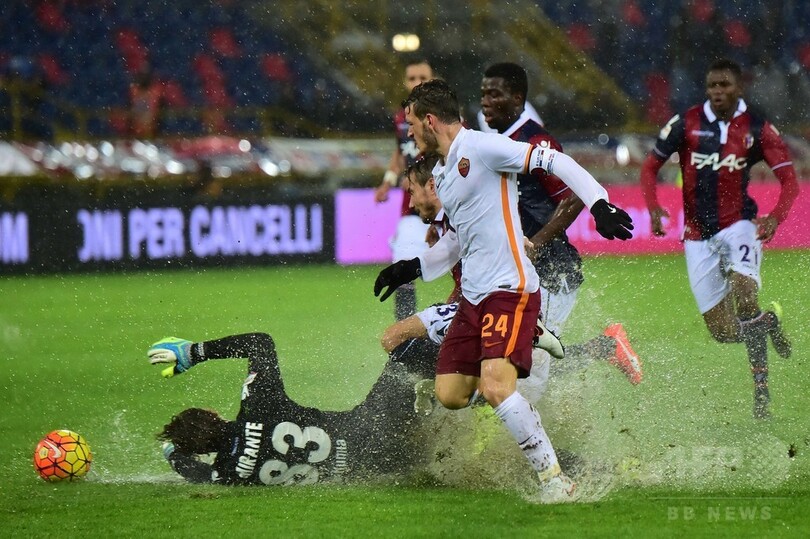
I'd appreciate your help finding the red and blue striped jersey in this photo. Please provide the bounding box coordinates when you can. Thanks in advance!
[642,100,797,240]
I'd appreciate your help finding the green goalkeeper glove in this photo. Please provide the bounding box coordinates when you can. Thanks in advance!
[148,337,193,378]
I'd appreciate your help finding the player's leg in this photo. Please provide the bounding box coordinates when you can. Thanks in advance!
[388,337,440,380]
[729,271,770,418]
[480,291,575,502]
[766,301,791,358]
[518,288,560,401]
[723,221,776,418]
[481,356,574,502]
[692,222,779,419]
[434,372,481,409]
[536,286,643,384]
[685,238,739,341]
[390,215,430,320]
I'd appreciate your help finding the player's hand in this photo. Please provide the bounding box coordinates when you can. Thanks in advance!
[162,442,176,461]
[374,183,391,203]
[754,215,778,243]
[590,199,634,240]
[374,258,422,302]
[425,225,440,247]
[523,236,538,261]
[148,338,193,378]
[649,206,669,237]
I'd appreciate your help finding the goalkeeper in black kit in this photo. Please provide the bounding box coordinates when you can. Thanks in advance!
[148,333,438,485]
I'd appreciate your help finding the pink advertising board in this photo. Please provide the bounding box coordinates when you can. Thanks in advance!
[335,188,404,264]
[335,184,809,264]
[568,183,810,254]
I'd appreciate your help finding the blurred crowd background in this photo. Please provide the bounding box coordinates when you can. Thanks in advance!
[2,0,809,151]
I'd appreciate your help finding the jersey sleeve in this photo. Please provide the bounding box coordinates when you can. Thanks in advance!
[641,113,685,210]
[167,452,215,483]
[476,132,534,174]
[418,228,461,282]
[528,148,607,209]
[527,134,571,203]
[760,122,800,223]
[651,113,686,161]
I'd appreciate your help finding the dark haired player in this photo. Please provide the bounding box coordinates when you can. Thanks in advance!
[374,59,435,321]
[373,78,633,502]
[383,143,639,397]
[640,58,799,419]
[480,62,642,391]
[149,333,437,485]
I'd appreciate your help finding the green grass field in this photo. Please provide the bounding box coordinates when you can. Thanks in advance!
[1,252,809,537]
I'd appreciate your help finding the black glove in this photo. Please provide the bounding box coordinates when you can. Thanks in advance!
[374,258,422,302]
[590,199,634,240]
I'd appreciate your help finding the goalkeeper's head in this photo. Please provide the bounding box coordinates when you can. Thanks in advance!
[157,408,229,454]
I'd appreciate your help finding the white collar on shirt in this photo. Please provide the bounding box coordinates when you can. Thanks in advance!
[703,98,747,123]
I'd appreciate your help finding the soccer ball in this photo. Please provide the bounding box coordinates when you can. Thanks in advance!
[33,429,93,482]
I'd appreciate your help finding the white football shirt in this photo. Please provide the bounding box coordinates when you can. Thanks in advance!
[418,128,609,304]
[419,128,539,304]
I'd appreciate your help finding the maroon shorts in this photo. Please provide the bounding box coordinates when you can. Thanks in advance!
[436,290,540,378]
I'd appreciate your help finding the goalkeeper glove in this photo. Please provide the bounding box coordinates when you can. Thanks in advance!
[162,442,176,461]
[374,258,422,302]
[590,199,634,240]
[148,337,193,378]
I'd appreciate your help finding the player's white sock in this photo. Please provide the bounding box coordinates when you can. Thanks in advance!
[493,391,559,476]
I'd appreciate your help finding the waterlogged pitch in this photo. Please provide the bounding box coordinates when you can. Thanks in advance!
[1,253,808,536]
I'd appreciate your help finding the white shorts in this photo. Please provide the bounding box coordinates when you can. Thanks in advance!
[517,349,550,403]
[538,286,578,337]
[416,286,579,346]
[390,214,430,262]
[684,220,762,314]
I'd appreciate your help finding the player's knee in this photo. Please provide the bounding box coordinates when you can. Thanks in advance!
[434,385,469,410]
[478,382,511,407]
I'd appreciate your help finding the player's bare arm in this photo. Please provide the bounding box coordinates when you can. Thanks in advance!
[526,195,584,256]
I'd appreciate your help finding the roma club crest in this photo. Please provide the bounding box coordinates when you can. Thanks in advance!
[458,157,470,177]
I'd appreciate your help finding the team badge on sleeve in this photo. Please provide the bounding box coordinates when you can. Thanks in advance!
[458,157,470,177]
[659,114,679,140]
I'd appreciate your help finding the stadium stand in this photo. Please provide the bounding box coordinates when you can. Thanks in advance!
[1,0,809,140]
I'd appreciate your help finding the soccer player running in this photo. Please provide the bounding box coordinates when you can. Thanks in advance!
[480,62,642,390]
[373,79,633,502]
[640,58,799,420]
[374,58,435,321]
[147,333,437,485]
[383,144,639,400]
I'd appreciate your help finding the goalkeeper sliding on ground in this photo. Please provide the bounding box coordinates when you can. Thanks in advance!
[148,332,439,485]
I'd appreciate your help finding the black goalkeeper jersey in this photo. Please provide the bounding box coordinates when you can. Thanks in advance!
[167,333,432,485]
